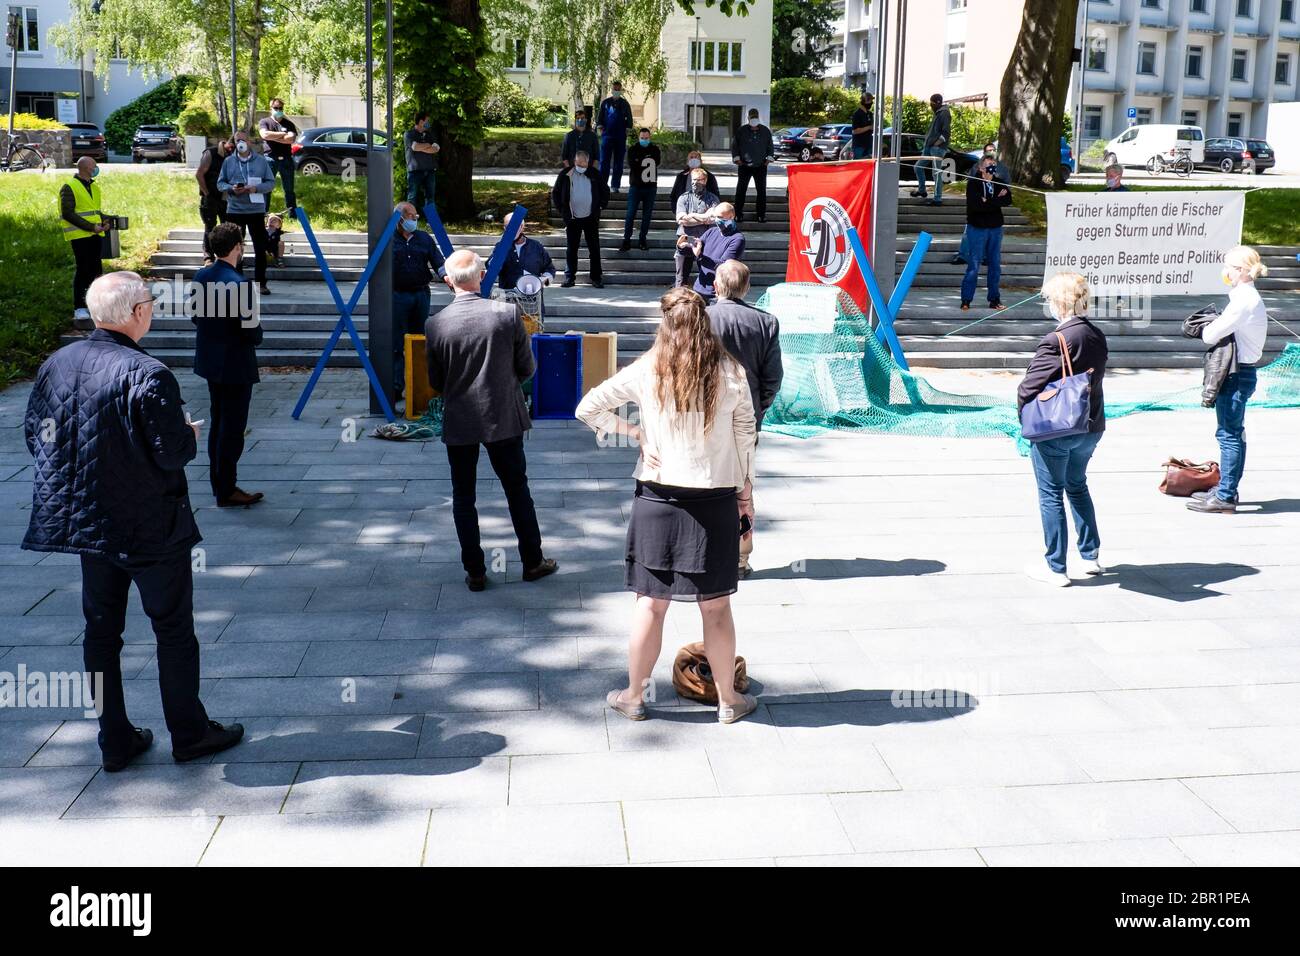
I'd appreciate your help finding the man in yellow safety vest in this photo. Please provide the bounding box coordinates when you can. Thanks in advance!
[60,156,108,328]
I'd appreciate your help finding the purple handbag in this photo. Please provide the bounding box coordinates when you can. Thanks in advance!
[1020,331,1093,442]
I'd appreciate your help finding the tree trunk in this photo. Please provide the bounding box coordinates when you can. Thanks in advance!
[997,0,1079,187]
[440,0,481,221]
[206,41,229,130]
[246,1,264,133]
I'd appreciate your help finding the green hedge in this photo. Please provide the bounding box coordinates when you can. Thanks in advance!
[103,76,196,154]
[482,75,558,127]
[771,78,858,127]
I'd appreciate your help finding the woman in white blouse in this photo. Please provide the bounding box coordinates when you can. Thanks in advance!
[576,287,759,724]
[1188,245,1269,514]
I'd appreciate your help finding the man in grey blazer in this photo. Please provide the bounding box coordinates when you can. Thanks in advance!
[425,250,559,591]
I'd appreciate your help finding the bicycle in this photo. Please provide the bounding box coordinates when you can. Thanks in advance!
[1145,145,1193,178]
[1,134,48,172]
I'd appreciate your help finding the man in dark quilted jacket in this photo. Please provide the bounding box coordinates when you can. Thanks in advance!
[22,272,243,772]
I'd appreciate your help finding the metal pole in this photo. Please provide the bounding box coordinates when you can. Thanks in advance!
[693,16,700,145]
[230,0,238,136]
[871,0,886,166]
[7,11,19,145]
[365,0,394,414]
[1073,0,1088,168]
[891,0,906,163]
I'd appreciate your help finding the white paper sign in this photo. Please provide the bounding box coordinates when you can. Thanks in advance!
[57,99,79,124]
[1044,191,1245,295]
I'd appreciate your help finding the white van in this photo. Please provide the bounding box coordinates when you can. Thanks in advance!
[1104,124,1206,168]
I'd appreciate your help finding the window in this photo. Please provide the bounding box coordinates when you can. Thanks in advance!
[946,42,965,75]
[541,41,566,72]
[1227,111,1244,136]
[689,40,744,75]
[1190,0,1208,10]
[948,0,967,9]
[828,44,845,66]
[1236,0,1251,15]
[1186,45,1203,77]
[1142,0,1160,7]
[1278,53,1292,85]
[1087,36,1107,71]
[8,6,38,53]
[1083,105,1103,139]
[1135,107,1154,124]
[1181,109,1200,126]
[1284,0,1297,21]
[1137,42,1158,75]
[505,37,527,71]
[1231,48,1248,81]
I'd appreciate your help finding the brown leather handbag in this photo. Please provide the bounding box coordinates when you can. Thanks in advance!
[672,643,749,705]
[1159,458,1221,496]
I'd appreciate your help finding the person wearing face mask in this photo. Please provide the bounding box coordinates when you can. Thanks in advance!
[196,139,234,264]
[561,110,600,170]
[959,155,1012,311]
[390,201,450,401]
[597,80,635,193]
[499,221,556,291]
[678,202,746,298]
[851,92,874,159]
[1187,246,1270,514]
[913,93,951,206]
[405,110,441,213]
[552,150,609,287]
[952,143,1008,266]
[732,108,775,222]
[217,131,276,295]
[1017,272,1109,587]
[674,167,720,288]
[191,222,265,509]
[669,151,719,212]
[1103,163,1128,192]
[621,127,661,252]
[257,97,299,220]
[60,156,108,327]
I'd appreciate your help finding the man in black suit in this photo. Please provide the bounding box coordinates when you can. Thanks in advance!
[192,222,264,507]
[425,250,559,591]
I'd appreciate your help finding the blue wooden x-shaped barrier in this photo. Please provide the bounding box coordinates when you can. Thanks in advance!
[291,207,401,422]
[423,201,527,299]
[845,227,933,372]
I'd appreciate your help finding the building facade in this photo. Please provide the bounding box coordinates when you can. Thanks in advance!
[3,0,164,130]
[501,0,773,150]
[846,0,1300,143]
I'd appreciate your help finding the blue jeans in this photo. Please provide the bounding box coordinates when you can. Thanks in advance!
[1214,366,1257,501]
[407,169,436,214]
[1030,431,1103,573]
[392,287,431,395]
[915,146,948,200]
[852,144,872,159]
[600,135,627,190]
[956,225,971,262]
[961,225,1003,305]
[623,185,656,242]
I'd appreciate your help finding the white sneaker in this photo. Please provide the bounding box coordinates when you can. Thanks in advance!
[1025,563,1071,587]
[1081,557,1106,576]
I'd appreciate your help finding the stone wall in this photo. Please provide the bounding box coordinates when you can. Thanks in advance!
[13,129,73,168]
[472,138,690,170]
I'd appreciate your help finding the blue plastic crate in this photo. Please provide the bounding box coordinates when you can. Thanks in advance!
[530,333,584,420]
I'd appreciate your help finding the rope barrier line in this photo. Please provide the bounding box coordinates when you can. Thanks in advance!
[939,293,1044,337]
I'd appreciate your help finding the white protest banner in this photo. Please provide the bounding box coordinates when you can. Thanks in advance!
[1044,191,1244,295]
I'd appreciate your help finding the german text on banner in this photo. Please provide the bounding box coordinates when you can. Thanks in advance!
[786,160,875,309]
[1044,191,1245,296]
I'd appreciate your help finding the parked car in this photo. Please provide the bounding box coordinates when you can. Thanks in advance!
[891,130,978,182]
[292,127,390,176]
[1103,124,1205,169]
[66,122,108,162]
[775,126,817,159]
[131,124,184,163]
[1199,137,1275,174]
[809,123,853,160]
[1060,136,1075,183]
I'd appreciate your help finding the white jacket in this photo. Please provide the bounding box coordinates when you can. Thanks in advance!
[1204,281,1268,365]
[576,354,756,489]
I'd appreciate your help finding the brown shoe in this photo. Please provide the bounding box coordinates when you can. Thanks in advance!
[522,557,558,582]
[465,573,487,592]
[217,488,264,508]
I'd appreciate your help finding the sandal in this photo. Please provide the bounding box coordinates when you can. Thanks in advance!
[606,690,647,721]
[718,693,758,724]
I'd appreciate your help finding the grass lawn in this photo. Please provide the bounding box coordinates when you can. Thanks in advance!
[1011,184,1300,246]
[0,169,550,387]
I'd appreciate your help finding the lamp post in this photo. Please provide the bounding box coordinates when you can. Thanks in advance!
[230,0,238,136]
[365,0,395,414]
[693,16,701,146]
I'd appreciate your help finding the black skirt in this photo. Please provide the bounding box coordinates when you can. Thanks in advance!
[625,481,740,602]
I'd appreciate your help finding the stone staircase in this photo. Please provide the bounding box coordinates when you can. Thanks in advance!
[134,185,1297,370]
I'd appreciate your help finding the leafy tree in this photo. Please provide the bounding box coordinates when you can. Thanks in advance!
[998,0,1079,186]
[771,0,835,81]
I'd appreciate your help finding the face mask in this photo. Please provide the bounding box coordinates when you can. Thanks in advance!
[576,119,586,128]
[717,217,735,231]
[575,162,588,171]
[612,91,622,99]
[687,158,701,169]
[90,167,99,179]
[401,218,418,233]
[639,137,650,146]
[272,109,285,120]
[1106,177,1119,188]
[748,118,759,127]
[236,141,249,154]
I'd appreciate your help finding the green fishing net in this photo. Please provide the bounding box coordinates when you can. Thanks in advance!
[755,283,1300,455]
[372,397,444,441]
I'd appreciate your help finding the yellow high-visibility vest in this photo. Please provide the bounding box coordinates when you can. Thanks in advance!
[61,177,102,241]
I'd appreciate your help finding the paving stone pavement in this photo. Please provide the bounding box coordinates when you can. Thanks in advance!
[2,366,1300,867]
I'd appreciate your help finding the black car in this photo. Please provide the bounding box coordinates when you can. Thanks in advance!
[1199,137,1275,174]
[292,127,390,176]
[876,130,978,182]
[131,124,184,162]
[66,122,108,162]
[775,126,816,159]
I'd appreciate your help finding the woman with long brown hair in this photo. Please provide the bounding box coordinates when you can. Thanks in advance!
[577,287,758,723]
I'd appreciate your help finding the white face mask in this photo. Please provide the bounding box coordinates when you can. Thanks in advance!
[748,118,759,127]
[235,140,250,154]
[575,162,588,171]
